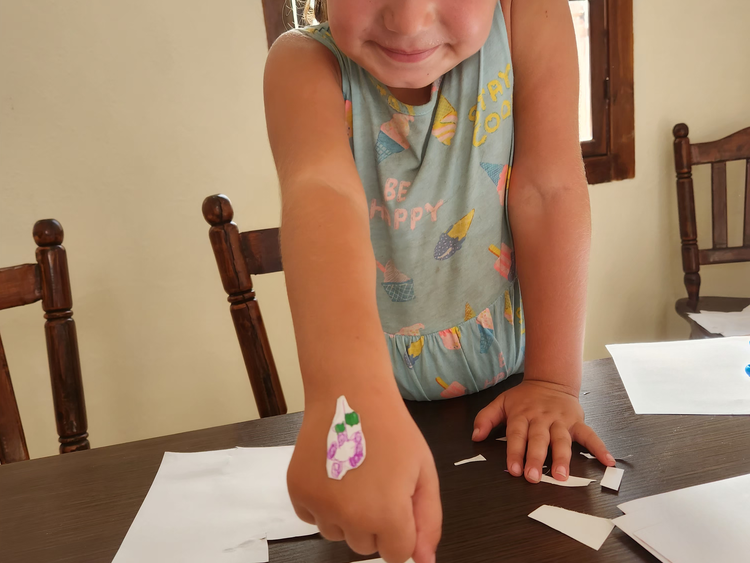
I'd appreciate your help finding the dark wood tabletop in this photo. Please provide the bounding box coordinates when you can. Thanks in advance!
[1,358,749,563]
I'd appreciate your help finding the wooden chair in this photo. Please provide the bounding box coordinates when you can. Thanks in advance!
[673,123,750,338]
[202,194,287,418]
[0,220,89,464]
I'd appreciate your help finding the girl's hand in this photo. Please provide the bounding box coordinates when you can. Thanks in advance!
[288,395,441,563]
[471,380,615,483]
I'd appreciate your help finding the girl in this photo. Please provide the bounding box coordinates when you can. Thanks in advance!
[264,1,615,562]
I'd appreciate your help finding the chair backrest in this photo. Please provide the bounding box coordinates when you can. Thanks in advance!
[673,123,750,305]
[202,194,287,418]
[0,220,89,464]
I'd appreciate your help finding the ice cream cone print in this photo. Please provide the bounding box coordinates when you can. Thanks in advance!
[476,308,494,330]
[403,336,425,369]
[431,95,457,146]
[376,114,413,163]
[479,325,494,354]
[504,290,513,325]
[517,307,525,335]
[489,243,515,281]
[481,163,509,205]
[397,323,425,336]
[464,302,476,321]
[434,209,475,260]
[438,326,461,350]
[436,376,467,399]
[378,260,415,302]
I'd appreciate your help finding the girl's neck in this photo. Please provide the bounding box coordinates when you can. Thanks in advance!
[388,84,433,106]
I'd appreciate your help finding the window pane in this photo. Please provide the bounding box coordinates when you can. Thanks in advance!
[570,1,593,142]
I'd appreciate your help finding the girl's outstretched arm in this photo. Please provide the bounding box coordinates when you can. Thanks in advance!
[265,33,441,563]
[473,0,615,482]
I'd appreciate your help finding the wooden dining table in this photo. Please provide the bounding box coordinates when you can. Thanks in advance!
[1,358,749,562]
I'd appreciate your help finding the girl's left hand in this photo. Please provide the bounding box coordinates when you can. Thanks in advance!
[471,380,615,483]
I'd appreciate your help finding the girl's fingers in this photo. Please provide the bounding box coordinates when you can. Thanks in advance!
[524,419,551,483]
[505,417,529,477]
[549,421,573,480]
[472,395,508,441]
[571,422,615,466]
[317,521,346,542]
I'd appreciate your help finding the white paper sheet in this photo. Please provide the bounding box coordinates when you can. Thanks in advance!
[612,513,672,563]
[606,336,750,414]
[529,505,614,550]
[580,452,596,459]
[601,467,624,491]
[687,305,750,337]
[454,454,486,466]
[113,447,318,563]
[496,437,508,441]
[615,473,750,563]
[539,474,594,487]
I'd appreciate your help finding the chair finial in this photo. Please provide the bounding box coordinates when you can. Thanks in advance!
[33,219,64,246]
[673,123,689,139]
[202,194,234,226]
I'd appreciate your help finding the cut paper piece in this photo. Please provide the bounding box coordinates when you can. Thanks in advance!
[687,305,750,337]
[327,396,366,480]
[112,447,317,563]
[580,452,596,460]
[454,454,487,466]
[496,437,508,442]
[540,474,594,487]
[529,505,614,550]
[601,466,624,491]
[606,336,750,414]
[615,473,750,563]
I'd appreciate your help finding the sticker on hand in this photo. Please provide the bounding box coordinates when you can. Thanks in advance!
[326,396,366,480]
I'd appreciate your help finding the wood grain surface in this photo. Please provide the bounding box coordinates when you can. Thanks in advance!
[1,358,748,562]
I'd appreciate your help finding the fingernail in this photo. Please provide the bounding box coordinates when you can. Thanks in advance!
[511,462,522,476]
[555,466,567,478]
[472,428,480,440]
[606,453,616,465]
[528,468,540,482]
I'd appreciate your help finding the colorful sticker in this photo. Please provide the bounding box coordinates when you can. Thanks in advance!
[326,396,366,480]
[434,210,475,260]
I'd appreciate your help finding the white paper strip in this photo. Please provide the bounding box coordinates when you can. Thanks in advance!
[540,474,594,487]
[580,452,596,459]
[496,437,508,441]
[687,305,750,337]
[529,505,614,550]
[601,467,624,491]
[454,454,487,466]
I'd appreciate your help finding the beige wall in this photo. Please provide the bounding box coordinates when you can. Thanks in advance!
[1,0,749,459]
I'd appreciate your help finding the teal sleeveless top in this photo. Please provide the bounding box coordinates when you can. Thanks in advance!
[298,2,525,401]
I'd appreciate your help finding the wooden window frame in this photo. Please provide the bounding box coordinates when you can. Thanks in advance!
[261,0,634,185]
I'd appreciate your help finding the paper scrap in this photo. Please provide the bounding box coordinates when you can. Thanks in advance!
[540,474,594,487]
[112,447,318,563]
[580,452,596,459]
[601,466,624,491]
[529,505,614,550]
[454,454,487,466]
[496,437,508,441]
[607,336,750,414]
[327,396,366,480]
